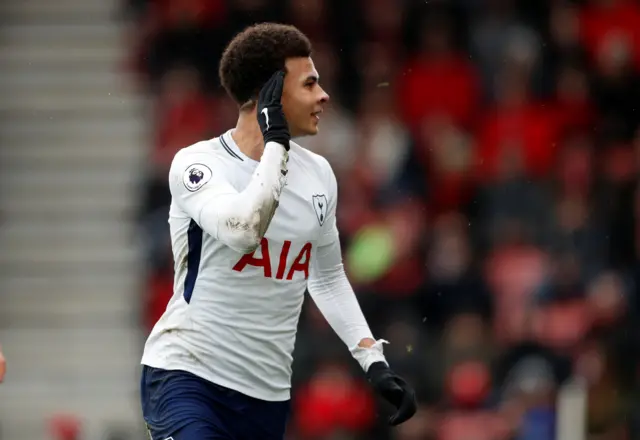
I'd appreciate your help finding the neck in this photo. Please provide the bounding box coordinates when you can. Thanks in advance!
[232,107,264,161]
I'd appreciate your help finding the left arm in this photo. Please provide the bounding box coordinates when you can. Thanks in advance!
[306,161,416,426]
[307,239,388,371]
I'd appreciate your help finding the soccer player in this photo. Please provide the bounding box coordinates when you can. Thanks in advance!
[140,23,417,440]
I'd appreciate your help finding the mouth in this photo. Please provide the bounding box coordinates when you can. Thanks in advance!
[311,110,322,122]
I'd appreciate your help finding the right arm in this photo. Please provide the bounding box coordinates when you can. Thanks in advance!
[171,70,291,254]
[169,143,288,254]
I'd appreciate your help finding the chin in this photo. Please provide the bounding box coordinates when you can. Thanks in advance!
[292,125,319,138]
[307,121,321,135]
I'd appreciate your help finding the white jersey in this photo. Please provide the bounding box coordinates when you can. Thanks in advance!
[141,130,344,401]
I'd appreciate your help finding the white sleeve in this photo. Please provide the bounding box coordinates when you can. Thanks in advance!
[308,240,388,371]
[169,142,288,254]
[317,160,340,247]
[307,161,387,371]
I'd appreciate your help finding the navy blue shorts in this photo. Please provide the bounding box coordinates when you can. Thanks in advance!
[140,365,290,440]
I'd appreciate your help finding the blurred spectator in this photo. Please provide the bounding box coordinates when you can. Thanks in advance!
[303,42,357,174]
[127,0,227,88]
[551,63,596,133]
[579,0,640,72]
[469,0,543,100]
[293,362,376,439]
[495,343,571,440]
[544,1,588,85]
[285,0,328,43]
[475,64,561,180]
[414,117,476,215]
[417,213,493,334]
[397,13,480,131]
[153,65,215,169]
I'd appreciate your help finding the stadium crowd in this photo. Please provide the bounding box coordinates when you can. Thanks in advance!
[122,0,640,438]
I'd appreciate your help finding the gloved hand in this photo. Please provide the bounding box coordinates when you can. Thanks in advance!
[366,361,417,426]
[257,70,290,150]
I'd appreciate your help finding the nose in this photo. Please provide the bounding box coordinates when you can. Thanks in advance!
[319,87,330,104]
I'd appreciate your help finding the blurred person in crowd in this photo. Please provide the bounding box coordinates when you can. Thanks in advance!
[137,64,215,273]
[544,1,588,78]
[418,213,493,335]
[397,12,480,131]
[474,138,551,251]
[361,0,404,50]
[392,406,436,440]
[469,0,543,100]
[443,312,490,358]
[227,0,282,34]
[437,357,512,440]
[382,315,427,379]
[604,129,640,271]
[475,63,561,181]
[551,63,596,133]
[496,345,568,440]
[293,360,377,439]
[345,197,427,303]
[585,271,629,330]
[579,0,640,73]
[301,42,357,174]
[284,0,327,43]
[413,116,476,215]
[139,23,416,440]
[124,0,227,88]
[152,64,215,170]
[589,7,640,141]
[351,86,411,199]
[545,134,607,277]
[356,42,398,98]
[484,236,549,346]
[576,328,635,438]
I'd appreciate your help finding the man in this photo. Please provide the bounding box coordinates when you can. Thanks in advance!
[140,23,416,440]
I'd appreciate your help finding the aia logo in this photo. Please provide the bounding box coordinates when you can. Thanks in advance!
[233,238,312,280]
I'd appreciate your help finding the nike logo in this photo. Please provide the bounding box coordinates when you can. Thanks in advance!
[261,108,270,130]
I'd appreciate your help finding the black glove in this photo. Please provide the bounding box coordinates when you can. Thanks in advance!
[366,361,417,426]
[257,70,290,150]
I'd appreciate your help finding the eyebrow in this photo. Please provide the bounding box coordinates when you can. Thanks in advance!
[304,75,319,84]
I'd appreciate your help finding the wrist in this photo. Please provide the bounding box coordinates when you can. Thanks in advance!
[350,339,388,372]
[264,141,289,153]
[357,338,376,349]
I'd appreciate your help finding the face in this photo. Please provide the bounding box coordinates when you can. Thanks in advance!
[281,57,329,137]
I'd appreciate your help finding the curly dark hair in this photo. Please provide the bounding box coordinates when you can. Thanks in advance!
[219,23,312,107]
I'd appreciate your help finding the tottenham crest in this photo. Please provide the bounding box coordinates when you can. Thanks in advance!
[183,163,212,192]
[312,194,328,226]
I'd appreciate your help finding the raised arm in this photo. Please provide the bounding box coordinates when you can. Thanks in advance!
[169,145,287,254]
[169,71,291,254]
